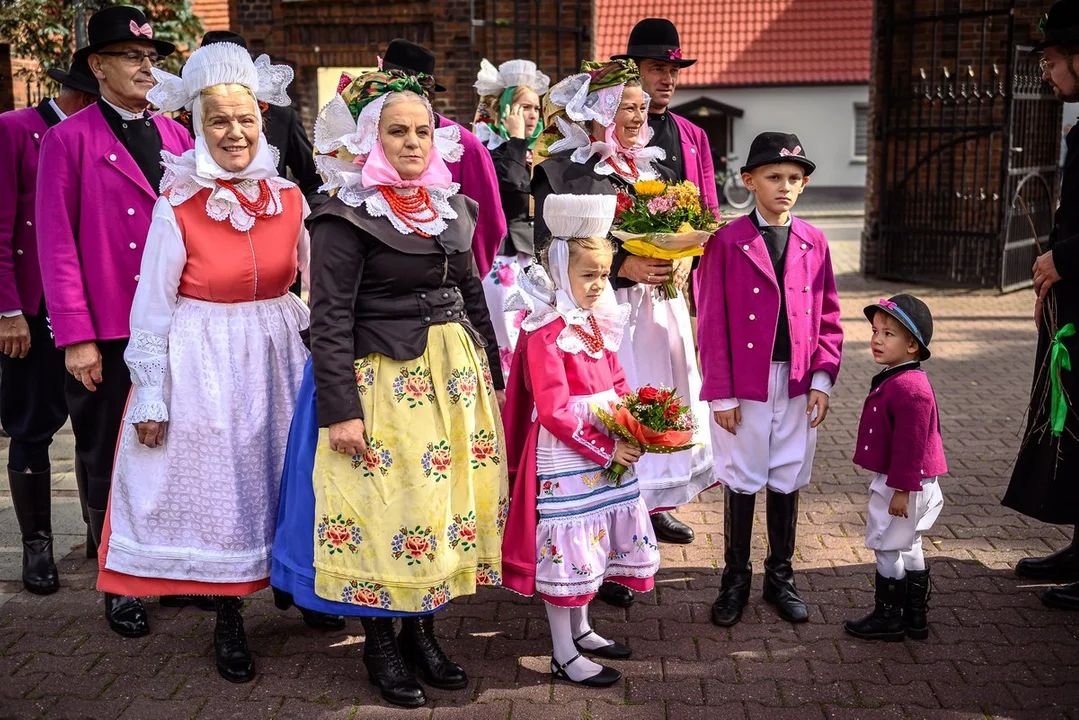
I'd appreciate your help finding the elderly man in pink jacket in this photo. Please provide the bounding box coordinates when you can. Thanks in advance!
[36,5,192,638]
[0,60,98,597]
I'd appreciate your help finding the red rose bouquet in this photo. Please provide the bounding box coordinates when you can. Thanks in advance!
[593,385,698,483]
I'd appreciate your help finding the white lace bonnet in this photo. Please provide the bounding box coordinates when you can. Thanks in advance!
[474,58,551,98]
[546,58,647,128]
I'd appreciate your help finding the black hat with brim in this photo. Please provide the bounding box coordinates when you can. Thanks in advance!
[863,294,934,361]
[46,57,100,95]
[611,18,697,68]
[1033,0,1079,51]
[740,131,816,176]
[74,5,175,62]
[381,39,447,92]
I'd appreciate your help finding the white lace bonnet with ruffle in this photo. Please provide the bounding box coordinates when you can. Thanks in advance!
[474,58,551,98]
[147,42,294,113]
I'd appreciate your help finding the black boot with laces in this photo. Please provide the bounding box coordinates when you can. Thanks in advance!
[398,615,468,690]
[214,596,254,683]
[361,617,426,707]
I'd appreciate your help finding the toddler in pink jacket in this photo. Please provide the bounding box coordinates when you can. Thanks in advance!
[845,294,946,642]
[696,132,843,628]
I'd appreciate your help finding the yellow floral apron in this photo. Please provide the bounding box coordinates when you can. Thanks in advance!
[312,324,509,613]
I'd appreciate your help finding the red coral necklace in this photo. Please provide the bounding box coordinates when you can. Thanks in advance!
[215,179,279,219]
[379,186,439,237]
[571,315,606,354]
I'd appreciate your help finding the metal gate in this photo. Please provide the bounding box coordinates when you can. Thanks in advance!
[468,0,588,84]
[875,1,1062,288]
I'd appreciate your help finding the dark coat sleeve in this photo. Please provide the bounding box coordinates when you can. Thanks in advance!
[281,107,327,209]
[531,161,554,255]
[492,139,532,196]
[309,215,366,426]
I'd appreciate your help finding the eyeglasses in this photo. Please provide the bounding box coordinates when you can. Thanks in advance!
[1040,52,1073,73]
[97,50,162,66]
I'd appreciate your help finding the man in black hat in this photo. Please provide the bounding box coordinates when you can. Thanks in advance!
[1004,0,1079,610]
[377,39,507,279]
[36,5,194,637]
[0,60,98,598]
[610,18,720,548]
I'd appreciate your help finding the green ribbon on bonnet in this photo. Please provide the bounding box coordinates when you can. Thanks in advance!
[1050,323,1077,436]
[342,70,435,121]
[495,85,544,150]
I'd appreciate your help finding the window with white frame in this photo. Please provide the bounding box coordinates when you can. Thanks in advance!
[853,103,869,160]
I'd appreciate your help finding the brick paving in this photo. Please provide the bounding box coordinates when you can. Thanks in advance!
[2,234,1079,719]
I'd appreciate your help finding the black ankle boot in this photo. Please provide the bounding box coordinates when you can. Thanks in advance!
[74,458,96,559]
[361,618,425,708]
[844,572,906,641]
[762,490,808,623]
[712,488,755,627]
[1015,526,1079,583]
[651,511,695,544]
[88,507,149,637]
[8,469,59,594]
[904,568,931,639]
[399,615,468,690]
[597,581,635,608]
[271,587,347,631]
[214,596,254,683]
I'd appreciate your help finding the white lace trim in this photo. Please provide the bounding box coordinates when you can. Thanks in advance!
[505,265,630,359]
[570,417,613,466]
[535,562,661,596]
[474,58,551,98]
[253,54,293,106]
[549,117,665,182]
[127,400,169,424]
[473,122,507,150]
[345,184,461,237]
[314,94,464,164]
[160,149,294,232]
[129,328,168,355]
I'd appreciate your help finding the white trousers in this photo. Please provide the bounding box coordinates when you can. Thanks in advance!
[709,362,816,495]
[864,473,944,579]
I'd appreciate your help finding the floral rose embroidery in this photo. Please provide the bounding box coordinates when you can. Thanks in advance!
[470,429,501,469]
[353,359,375,395]
[421,440,452,483]
[541,479,560,497]
[391,525,439,565]
[447,510,477,551]
[317,514,362,555]
[420,581,452,611]
[537,538,564,565]
[494,262,516,287]
[340,580,391,609]
[392,365,436,408]
[447,367,478,407]
[476,563,502,586]
[352,438,392,478]
[496,496,509,534]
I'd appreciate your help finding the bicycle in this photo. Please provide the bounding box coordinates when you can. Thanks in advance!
[719,154,754,210]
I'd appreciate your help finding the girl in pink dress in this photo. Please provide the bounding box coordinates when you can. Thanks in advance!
[501,194,660,687]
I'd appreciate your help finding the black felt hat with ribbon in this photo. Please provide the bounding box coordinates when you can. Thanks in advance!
[46,57,100,95]
[864,294,935,361]
[612,18,696,68]
[740,131,816,176]
[1033,0,1079,52]
[74,5,175,62]
[380,39,447,92]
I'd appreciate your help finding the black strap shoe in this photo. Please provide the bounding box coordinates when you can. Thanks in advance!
[550,654,622,687]
[844,573,906,641]
[160,595,215,611]
[8,470,59,595]
[1042,580,1079,611]
[712,488,755,627]
[1016,528,1079,583]
[597,581,635,608]
[399,615,468,690]
[651,511,695,544]
[214,597,255,683]
[105,593,150,637]
[763,489,808,623]
[271,587,347,631]
[361,618,426,708]
[904,568,931,639]
[573,630,632,659]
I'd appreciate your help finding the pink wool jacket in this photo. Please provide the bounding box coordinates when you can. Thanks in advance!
[0,107,52,315]
[670,113,719,215]
[853,367,948,492]
[35,104,192,347]
[696,214,843,402]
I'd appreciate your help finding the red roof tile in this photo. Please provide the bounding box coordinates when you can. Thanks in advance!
[595,0,872,87]
[191,0,230,33]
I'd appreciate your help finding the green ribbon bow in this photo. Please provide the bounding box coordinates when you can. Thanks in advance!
[342,70,435,121]
[1050,323,1077,436]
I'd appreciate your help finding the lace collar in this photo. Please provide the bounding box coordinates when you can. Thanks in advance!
[548,116,665,182]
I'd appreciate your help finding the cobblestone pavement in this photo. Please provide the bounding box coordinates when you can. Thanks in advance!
[2,231,1078,719]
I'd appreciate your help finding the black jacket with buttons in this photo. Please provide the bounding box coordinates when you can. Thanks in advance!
[306,194,503,427]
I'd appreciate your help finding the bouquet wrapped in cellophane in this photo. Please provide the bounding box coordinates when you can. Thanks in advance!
[592,385,698,483]
[612,180,722,299]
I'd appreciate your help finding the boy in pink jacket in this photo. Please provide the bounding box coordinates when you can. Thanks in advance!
[845,294,946,642]
[696,132,843,628]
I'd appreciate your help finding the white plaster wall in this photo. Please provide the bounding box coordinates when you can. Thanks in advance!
[684,84,871,188]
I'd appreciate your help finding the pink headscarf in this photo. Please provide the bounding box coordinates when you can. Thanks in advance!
[358,118,454,190]
[603,116,649,159]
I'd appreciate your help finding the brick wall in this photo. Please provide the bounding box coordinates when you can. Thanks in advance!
[232,0,595,130]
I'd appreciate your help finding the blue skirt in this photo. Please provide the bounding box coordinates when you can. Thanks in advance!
[270,358,431,617]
